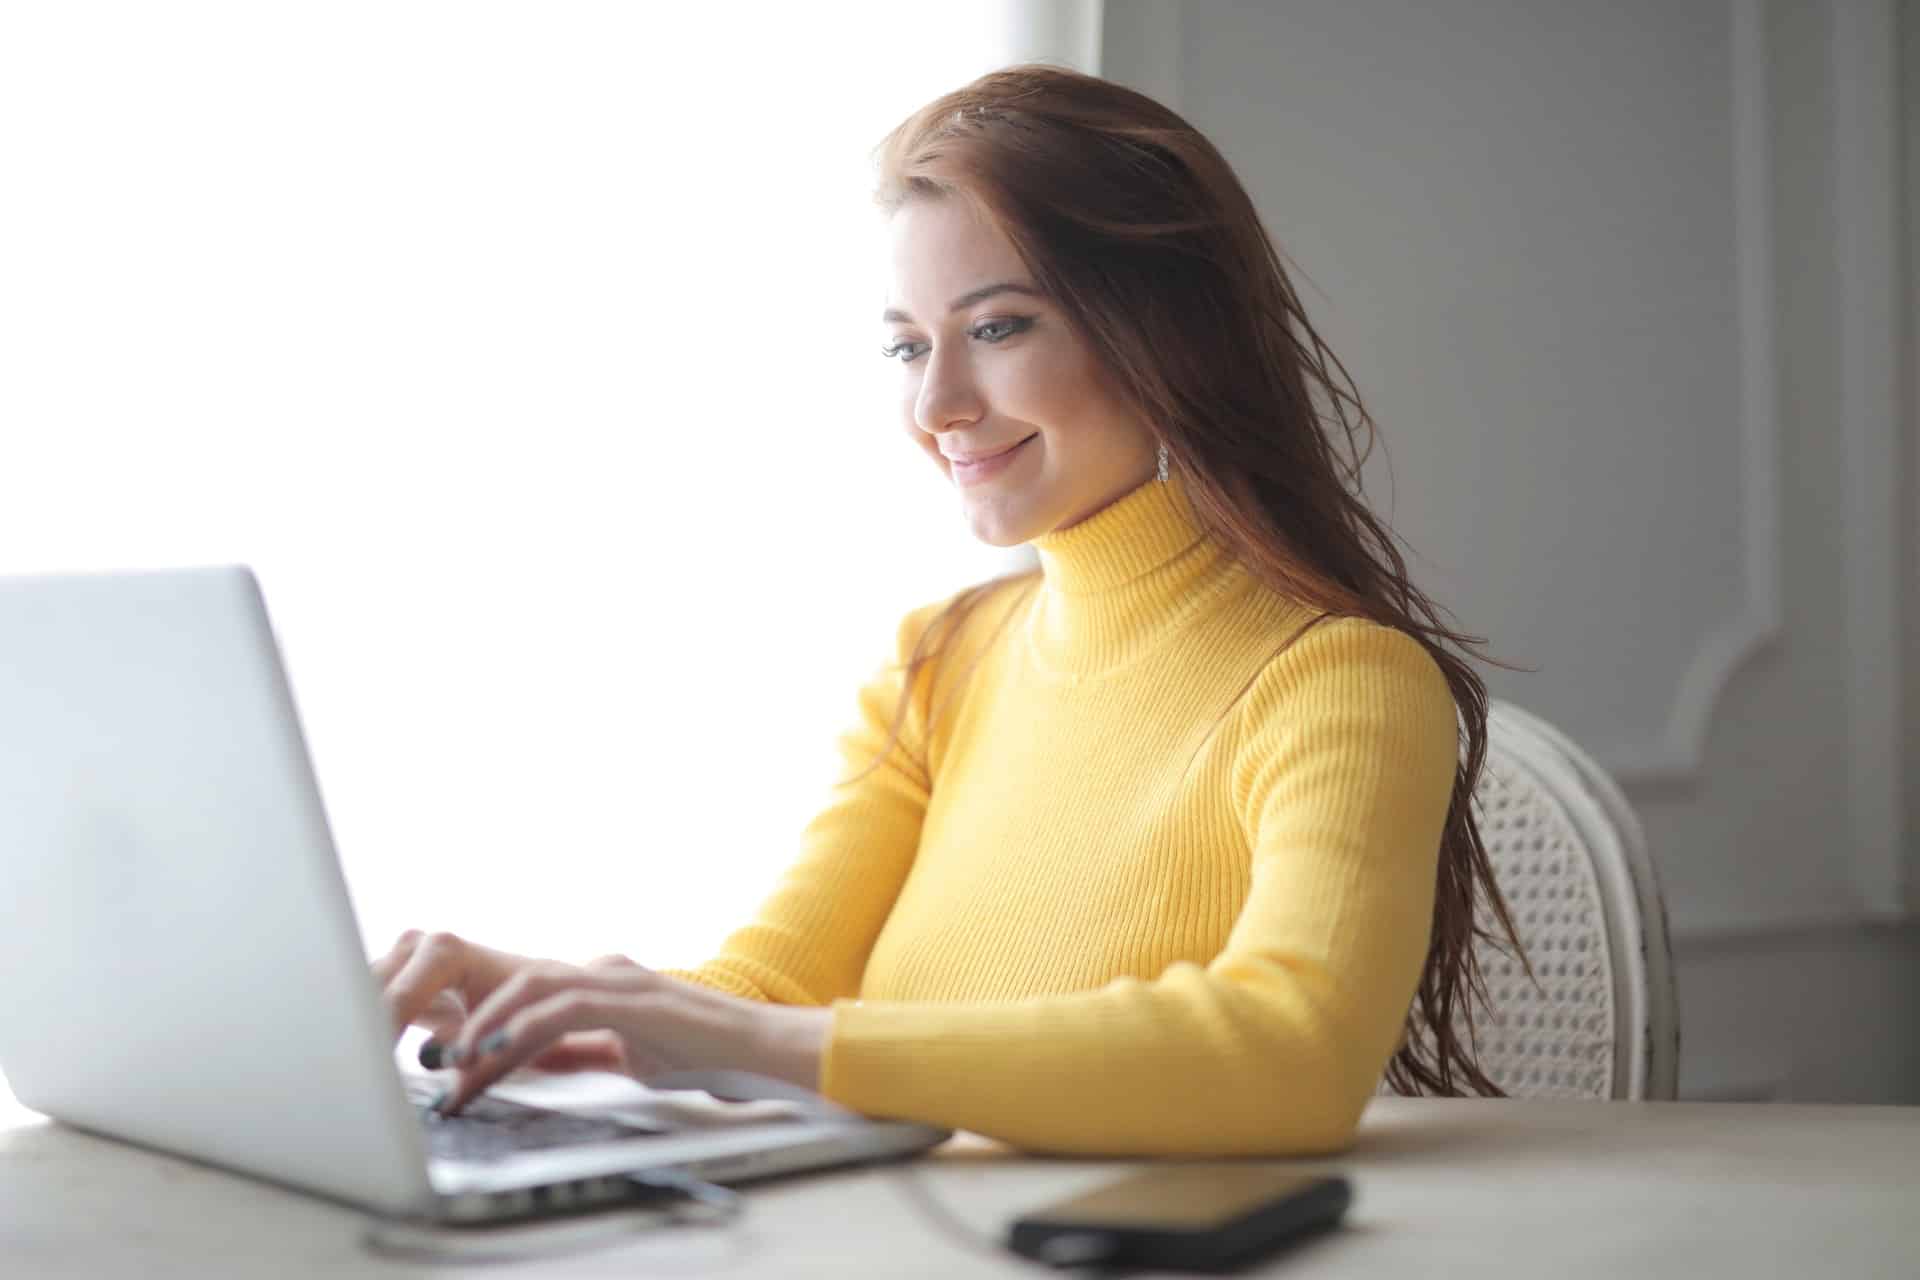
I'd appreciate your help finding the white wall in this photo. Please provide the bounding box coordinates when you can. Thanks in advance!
[1904,0,1920,979]
[1104,0,1918,1102]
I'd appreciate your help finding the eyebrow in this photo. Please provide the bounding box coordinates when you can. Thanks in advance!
[882,281,1045,325]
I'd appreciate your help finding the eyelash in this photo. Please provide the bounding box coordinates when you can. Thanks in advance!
[880,316,1033,364]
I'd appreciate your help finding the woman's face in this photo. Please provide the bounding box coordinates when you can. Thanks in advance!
[883,196,1158,547]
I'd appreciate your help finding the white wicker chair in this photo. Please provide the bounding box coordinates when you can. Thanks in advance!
[1378,700,1681,1100]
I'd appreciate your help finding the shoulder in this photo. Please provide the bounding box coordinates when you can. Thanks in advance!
[1229,613,1458,777]
[888,571,1040,665]
[1248,613,1449,701]
[872,574,1038,760]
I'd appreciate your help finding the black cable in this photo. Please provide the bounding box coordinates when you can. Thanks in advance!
[886,1160,1011,1261]
[368,1158,1126,1270]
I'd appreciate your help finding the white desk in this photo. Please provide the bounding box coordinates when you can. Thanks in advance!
[3,1088,1916,1278]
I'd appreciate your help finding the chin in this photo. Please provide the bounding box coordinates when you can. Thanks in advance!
[961,493,1044,548]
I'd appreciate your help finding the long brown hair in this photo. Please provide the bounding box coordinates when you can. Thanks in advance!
[864,63,1539,1097]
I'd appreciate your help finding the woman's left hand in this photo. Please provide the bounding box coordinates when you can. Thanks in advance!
[431,955,831,1115]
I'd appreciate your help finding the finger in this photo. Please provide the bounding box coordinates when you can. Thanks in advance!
[413,990,469,1063]
[369,929,424,986]
[585,953,641,971]
[440,987,631,1114]
[383,931,473,1038]
[528,1029,628,1074]
[446,963,611,1067]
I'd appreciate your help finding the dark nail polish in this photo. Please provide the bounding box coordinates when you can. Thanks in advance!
[443,1044,467,1067]
[477,1030,510,1056]
[418,1041,445,1070]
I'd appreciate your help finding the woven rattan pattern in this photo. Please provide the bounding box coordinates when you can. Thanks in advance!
[1378,746,1617,1099]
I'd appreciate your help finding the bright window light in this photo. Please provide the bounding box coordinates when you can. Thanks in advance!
[0,3,1038,970]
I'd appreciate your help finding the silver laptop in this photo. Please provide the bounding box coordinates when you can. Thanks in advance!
[0,564,947,1224]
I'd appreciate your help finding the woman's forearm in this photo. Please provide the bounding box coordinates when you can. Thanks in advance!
[655,975,830,1090]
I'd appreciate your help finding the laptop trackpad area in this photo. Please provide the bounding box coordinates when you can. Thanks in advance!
[401,1070,846,1190]
[413,1088,667,1162]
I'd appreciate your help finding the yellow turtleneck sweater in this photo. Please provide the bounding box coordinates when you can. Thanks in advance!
[664,471,1459,1156]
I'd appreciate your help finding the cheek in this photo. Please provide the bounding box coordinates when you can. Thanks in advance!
[999,345,1100,436]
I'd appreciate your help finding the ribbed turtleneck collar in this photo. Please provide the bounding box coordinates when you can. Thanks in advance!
[1024,470,1245,678]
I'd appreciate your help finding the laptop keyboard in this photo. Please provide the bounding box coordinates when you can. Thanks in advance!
[409,1087,664,1164]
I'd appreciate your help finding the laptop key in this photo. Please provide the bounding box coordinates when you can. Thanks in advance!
[417,1092,664,1163]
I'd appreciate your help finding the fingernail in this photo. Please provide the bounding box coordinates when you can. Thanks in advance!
[443,1044,468,1067]
[429,1087,450,1112]
[418,1041,445,1070]
[478,1030,510,1056]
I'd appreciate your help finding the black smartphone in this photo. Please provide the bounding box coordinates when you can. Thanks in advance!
[1007,1164,1352,1273]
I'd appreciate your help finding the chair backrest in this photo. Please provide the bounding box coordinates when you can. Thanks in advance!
[1378,700,1681,1100]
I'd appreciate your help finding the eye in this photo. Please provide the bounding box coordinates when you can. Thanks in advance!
[969,316,1032,343]
[879,315,1032,364]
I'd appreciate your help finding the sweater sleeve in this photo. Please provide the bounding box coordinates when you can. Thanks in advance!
[817,617,1459,1156]
[657,595,950,1005]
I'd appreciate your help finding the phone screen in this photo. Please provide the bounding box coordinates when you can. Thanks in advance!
[1025,1165,1334,1231]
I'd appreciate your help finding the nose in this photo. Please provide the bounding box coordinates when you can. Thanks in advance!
[910,345,985,438]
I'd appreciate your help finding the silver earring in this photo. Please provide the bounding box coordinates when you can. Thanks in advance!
[1156,442,1169,483]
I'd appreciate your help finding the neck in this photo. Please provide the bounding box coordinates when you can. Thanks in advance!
[1025,471,1244,676]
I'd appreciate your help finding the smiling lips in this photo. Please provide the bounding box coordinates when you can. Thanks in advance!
[944,433,1036,464]
[947,433,1037,485]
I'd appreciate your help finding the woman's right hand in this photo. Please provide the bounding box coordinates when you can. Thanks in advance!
[370,929,634,1074]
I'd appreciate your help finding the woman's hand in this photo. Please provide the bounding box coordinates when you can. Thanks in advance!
[370,929,634,1074]
[428,957,832,1116]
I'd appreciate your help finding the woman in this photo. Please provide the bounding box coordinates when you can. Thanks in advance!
[373,63,1529,1157]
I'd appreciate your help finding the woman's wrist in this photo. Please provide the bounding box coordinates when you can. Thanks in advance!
[745,1001,832,1093]
[655,974,831,1093]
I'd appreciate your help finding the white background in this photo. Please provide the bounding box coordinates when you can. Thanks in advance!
[0,3,1032,972]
